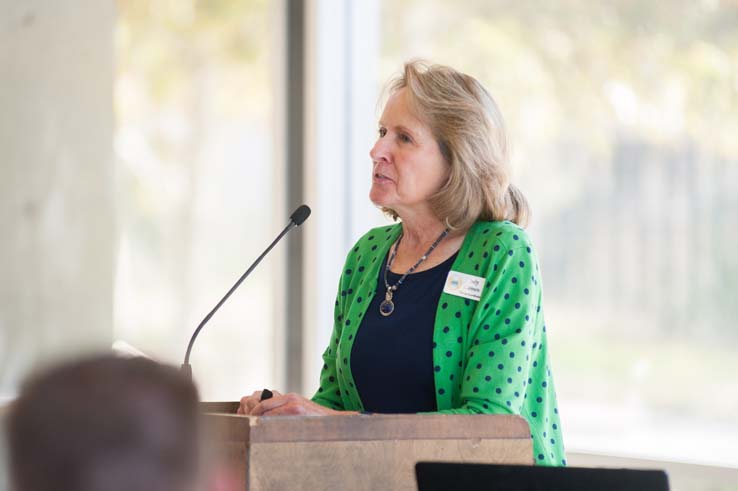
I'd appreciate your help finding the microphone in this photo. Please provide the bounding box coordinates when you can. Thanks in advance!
[181,205,311,379]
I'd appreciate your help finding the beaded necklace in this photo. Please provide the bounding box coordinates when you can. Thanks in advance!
[379,227,450,317]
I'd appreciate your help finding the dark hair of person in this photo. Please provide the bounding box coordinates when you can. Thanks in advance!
[6,355,200,491]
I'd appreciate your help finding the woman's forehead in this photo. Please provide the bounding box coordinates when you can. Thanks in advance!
[380,88,428,134]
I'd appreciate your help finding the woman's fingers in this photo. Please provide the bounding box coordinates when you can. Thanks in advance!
[250,393,335,416]
[237,390,311,416]
[237,390,263,415]
[250,393,294,416]
[260,402,308,416]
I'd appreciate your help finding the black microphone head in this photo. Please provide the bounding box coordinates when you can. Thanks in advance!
[290,205,311,226]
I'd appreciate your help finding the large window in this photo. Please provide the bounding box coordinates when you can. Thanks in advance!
[380,0,738,467]
[114,0,281,400]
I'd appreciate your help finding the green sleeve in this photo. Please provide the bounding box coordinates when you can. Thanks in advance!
[426,238,541,415]
[310,286,346,410]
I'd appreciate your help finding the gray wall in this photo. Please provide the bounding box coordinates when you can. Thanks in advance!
[0,0,115,400]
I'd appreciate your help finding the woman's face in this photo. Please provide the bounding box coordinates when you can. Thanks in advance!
[369,88,449,218]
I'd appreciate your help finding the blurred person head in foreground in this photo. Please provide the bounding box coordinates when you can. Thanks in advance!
[6,355,200,491]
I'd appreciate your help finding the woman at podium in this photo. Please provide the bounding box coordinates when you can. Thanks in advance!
[239,60,566,467]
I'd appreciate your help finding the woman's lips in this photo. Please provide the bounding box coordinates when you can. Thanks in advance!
[373,172,393,183]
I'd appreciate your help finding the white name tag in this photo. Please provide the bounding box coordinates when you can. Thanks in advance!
[443,270,485,301]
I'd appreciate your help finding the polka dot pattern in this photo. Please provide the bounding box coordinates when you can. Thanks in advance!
[310,221,565,467]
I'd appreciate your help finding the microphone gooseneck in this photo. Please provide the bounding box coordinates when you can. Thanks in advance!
[181,205,311,379]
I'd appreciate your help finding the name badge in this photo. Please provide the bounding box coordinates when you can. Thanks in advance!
[443,270,485,301]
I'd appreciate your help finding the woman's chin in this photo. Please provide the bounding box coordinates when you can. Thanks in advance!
[369,189,393,208]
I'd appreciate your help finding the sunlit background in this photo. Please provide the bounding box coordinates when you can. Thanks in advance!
[2,1,737,490]
[114,0,280,406]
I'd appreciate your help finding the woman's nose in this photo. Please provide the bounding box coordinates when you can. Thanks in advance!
[370,138,390,163]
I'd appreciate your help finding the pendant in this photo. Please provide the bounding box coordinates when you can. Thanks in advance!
[379,290,395,316]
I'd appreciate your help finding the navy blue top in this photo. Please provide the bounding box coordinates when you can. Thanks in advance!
[351,250,458,413]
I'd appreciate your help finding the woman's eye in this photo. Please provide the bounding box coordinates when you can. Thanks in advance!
[378,127,387,137]
[399,133,412,143]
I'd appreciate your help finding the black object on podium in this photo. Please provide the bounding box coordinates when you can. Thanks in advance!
[415,462,670,491]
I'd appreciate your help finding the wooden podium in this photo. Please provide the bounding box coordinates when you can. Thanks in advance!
[201,402,533,490]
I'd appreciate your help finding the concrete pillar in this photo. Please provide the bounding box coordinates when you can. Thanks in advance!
[0,0,115,398]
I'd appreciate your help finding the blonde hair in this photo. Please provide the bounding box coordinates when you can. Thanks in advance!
[380,60,530,231]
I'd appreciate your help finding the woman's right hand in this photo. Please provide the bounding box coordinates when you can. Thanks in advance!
[237,390,282,415]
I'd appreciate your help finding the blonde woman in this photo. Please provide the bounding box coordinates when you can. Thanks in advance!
[239,61,565,466]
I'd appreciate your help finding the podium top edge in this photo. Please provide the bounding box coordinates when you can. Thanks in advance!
[201,409,531,443]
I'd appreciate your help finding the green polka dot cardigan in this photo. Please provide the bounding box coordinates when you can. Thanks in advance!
[311,220,566,466]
